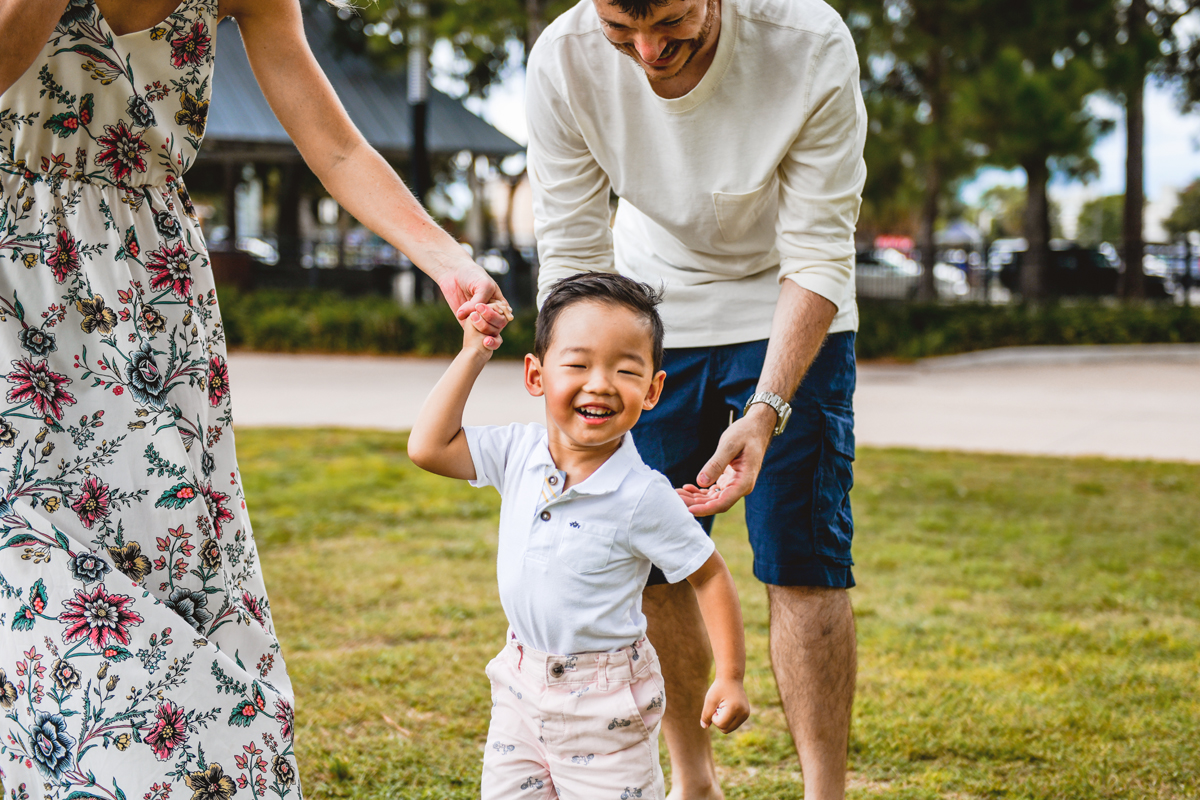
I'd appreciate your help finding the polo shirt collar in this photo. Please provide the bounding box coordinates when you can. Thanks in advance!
[526,430,640,497]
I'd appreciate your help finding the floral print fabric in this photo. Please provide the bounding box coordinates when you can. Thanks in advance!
[0,2,300,797]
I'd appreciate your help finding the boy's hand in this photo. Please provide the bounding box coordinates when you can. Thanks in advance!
[700,677,750,734]
[464,302,509,355]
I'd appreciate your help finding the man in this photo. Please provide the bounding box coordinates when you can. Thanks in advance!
[525,0,866,796]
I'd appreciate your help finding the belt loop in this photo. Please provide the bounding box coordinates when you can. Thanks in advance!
[597,654,609,692]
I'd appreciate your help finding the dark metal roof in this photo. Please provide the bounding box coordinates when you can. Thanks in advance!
[202,15,523,160]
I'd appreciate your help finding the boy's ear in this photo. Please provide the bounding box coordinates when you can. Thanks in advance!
[642,370,667,410]
[524,354,545,397]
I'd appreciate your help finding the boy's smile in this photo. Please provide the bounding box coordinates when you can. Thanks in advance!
[525,301,666,476]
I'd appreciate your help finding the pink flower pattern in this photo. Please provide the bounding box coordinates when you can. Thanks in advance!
[6,358,77,420]
[70,476,111,529]
[58,585,145,649]
[144,701,189,761]
[47,229,81,283]
[145,241,193,299]
[94,122,151,183]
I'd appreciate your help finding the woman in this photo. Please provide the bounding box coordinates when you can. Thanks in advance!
[0,1,508,795]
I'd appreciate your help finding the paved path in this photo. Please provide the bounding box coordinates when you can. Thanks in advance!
[228,345,1200,463]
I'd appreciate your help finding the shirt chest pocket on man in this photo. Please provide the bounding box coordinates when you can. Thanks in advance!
[556,521,620,575]
[711,177,779,244]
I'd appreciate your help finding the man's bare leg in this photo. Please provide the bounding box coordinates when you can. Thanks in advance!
[643,581,724,800]
[767,585,856,800]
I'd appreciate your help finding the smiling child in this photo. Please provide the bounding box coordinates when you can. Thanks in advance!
[407,272,749,799]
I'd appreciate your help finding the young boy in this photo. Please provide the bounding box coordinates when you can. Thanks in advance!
[408,272,749,799]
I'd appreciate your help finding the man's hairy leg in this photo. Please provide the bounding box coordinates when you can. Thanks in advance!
[768,585,856,800]
[643,581,725,800]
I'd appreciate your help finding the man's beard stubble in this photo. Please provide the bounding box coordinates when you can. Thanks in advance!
[611,0,718,83]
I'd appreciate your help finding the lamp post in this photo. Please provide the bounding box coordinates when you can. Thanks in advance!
[408,1,435,302]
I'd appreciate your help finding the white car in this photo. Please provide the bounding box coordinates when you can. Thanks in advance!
[855,248,969,299]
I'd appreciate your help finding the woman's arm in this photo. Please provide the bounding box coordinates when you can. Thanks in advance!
[0,0,70,96]
[218,0,509,333]
[686,550,751,733]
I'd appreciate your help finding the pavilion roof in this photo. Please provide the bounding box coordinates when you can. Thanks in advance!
[202,14,523,161]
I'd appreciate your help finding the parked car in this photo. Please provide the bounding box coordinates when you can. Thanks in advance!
[855,249,969,299]
[994,242,1170,298]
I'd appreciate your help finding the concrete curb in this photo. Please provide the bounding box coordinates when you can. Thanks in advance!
[918,343,1200,370]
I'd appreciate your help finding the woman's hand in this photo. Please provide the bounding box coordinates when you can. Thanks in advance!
[437,259,513,337]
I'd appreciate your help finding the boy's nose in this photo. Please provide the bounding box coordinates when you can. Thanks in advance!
[582,369,616,392]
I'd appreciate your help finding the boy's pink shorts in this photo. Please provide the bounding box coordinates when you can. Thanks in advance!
[481,635,667,799]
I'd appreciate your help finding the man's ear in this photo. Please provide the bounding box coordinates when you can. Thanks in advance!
[642,370,667,410]
[525,353,546,397]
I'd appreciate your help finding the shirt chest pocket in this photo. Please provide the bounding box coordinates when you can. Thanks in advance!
[556,522,619,575]
[711,178,779,244]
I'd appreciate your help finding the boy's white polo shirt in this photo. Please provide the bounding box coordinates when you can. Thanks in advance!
[465,422,715,656]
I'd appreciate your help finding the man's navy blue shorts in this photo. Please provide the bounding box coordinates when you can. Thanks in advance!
[635,332,856,589]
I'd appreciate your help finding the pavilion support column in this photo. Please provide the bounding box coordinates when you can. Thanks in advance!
[466,152,486,254]
[223,160,239,249]
[277,160,302,269]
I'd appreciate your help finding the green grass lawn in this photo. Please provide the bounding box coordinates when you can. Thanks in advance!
[236,428,1200,799]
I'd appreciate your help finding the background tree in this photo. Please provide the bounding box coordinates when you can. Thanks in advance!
[1164,180,1200,236]
[967,0,1110,301]
[316,0,575,99]
[1076,193,1125,245]
[833,0,988,301]
[971,185,1064,241]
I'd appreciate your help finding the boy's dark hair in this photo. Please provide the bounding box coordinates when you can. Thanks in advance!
[535,272,665,372]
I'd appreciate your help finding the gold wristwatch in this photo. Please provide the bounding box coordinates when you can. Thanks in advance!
[743,391,792,436]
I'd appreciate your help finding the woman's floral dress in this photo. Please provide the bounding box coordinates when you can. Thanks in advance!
[0,2,300,797]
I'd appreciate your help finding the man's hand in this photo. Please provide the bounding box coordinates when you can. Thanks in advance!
[437,259,513,337]
[677,405,777,516]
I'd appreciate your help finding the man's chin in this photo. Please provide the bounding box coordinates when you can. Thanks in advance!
[643,63,687,82]
[616,42,692,82]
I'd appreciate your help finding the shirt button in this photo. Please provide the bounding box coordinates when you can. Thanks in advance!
[548,475,558,486]
[550,663,564,677]
[540,510,551,521]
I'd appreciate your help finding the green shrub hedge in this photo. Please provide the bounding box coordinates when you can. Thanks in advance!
[217,289,1200,361]
[218,289,537,359]
[855,299,1200,359]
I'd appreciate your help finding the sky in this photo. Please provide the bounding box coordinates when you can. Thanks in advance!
[448,54,1200,237]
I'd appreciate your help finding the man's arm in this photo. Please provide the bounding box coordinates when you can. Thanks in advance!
[685,550,750,733]
[678,23,866,516]
[525,38,617,306]
[678,282,836,515]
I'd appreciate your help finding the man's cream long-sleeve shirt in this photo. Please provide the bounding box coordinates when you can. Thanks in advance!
[527,0,867,347]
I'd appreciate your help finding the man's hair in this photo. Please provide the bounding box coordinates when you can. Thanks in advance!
[535,273,665,372]
[607,0,673,20]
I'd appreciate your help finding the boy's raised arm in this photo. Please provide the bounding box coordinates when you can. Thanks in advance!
[407,305,502,480]
[686,551,751,734]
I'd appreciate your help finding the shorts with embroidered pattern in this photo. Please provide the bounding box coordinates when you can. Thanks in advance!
[481,635,666,800]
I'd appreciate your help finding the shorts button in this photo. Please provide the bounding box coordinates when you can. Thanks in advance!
[548,475,558,485]
[540,510,551,521]
[550,664,564,677]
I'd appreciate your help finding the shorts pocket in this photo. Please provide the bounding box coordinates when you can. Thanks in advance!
[630,665,666,734]
[712,179,778,243]
[811,405,855,563]
[557,522,618,574]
